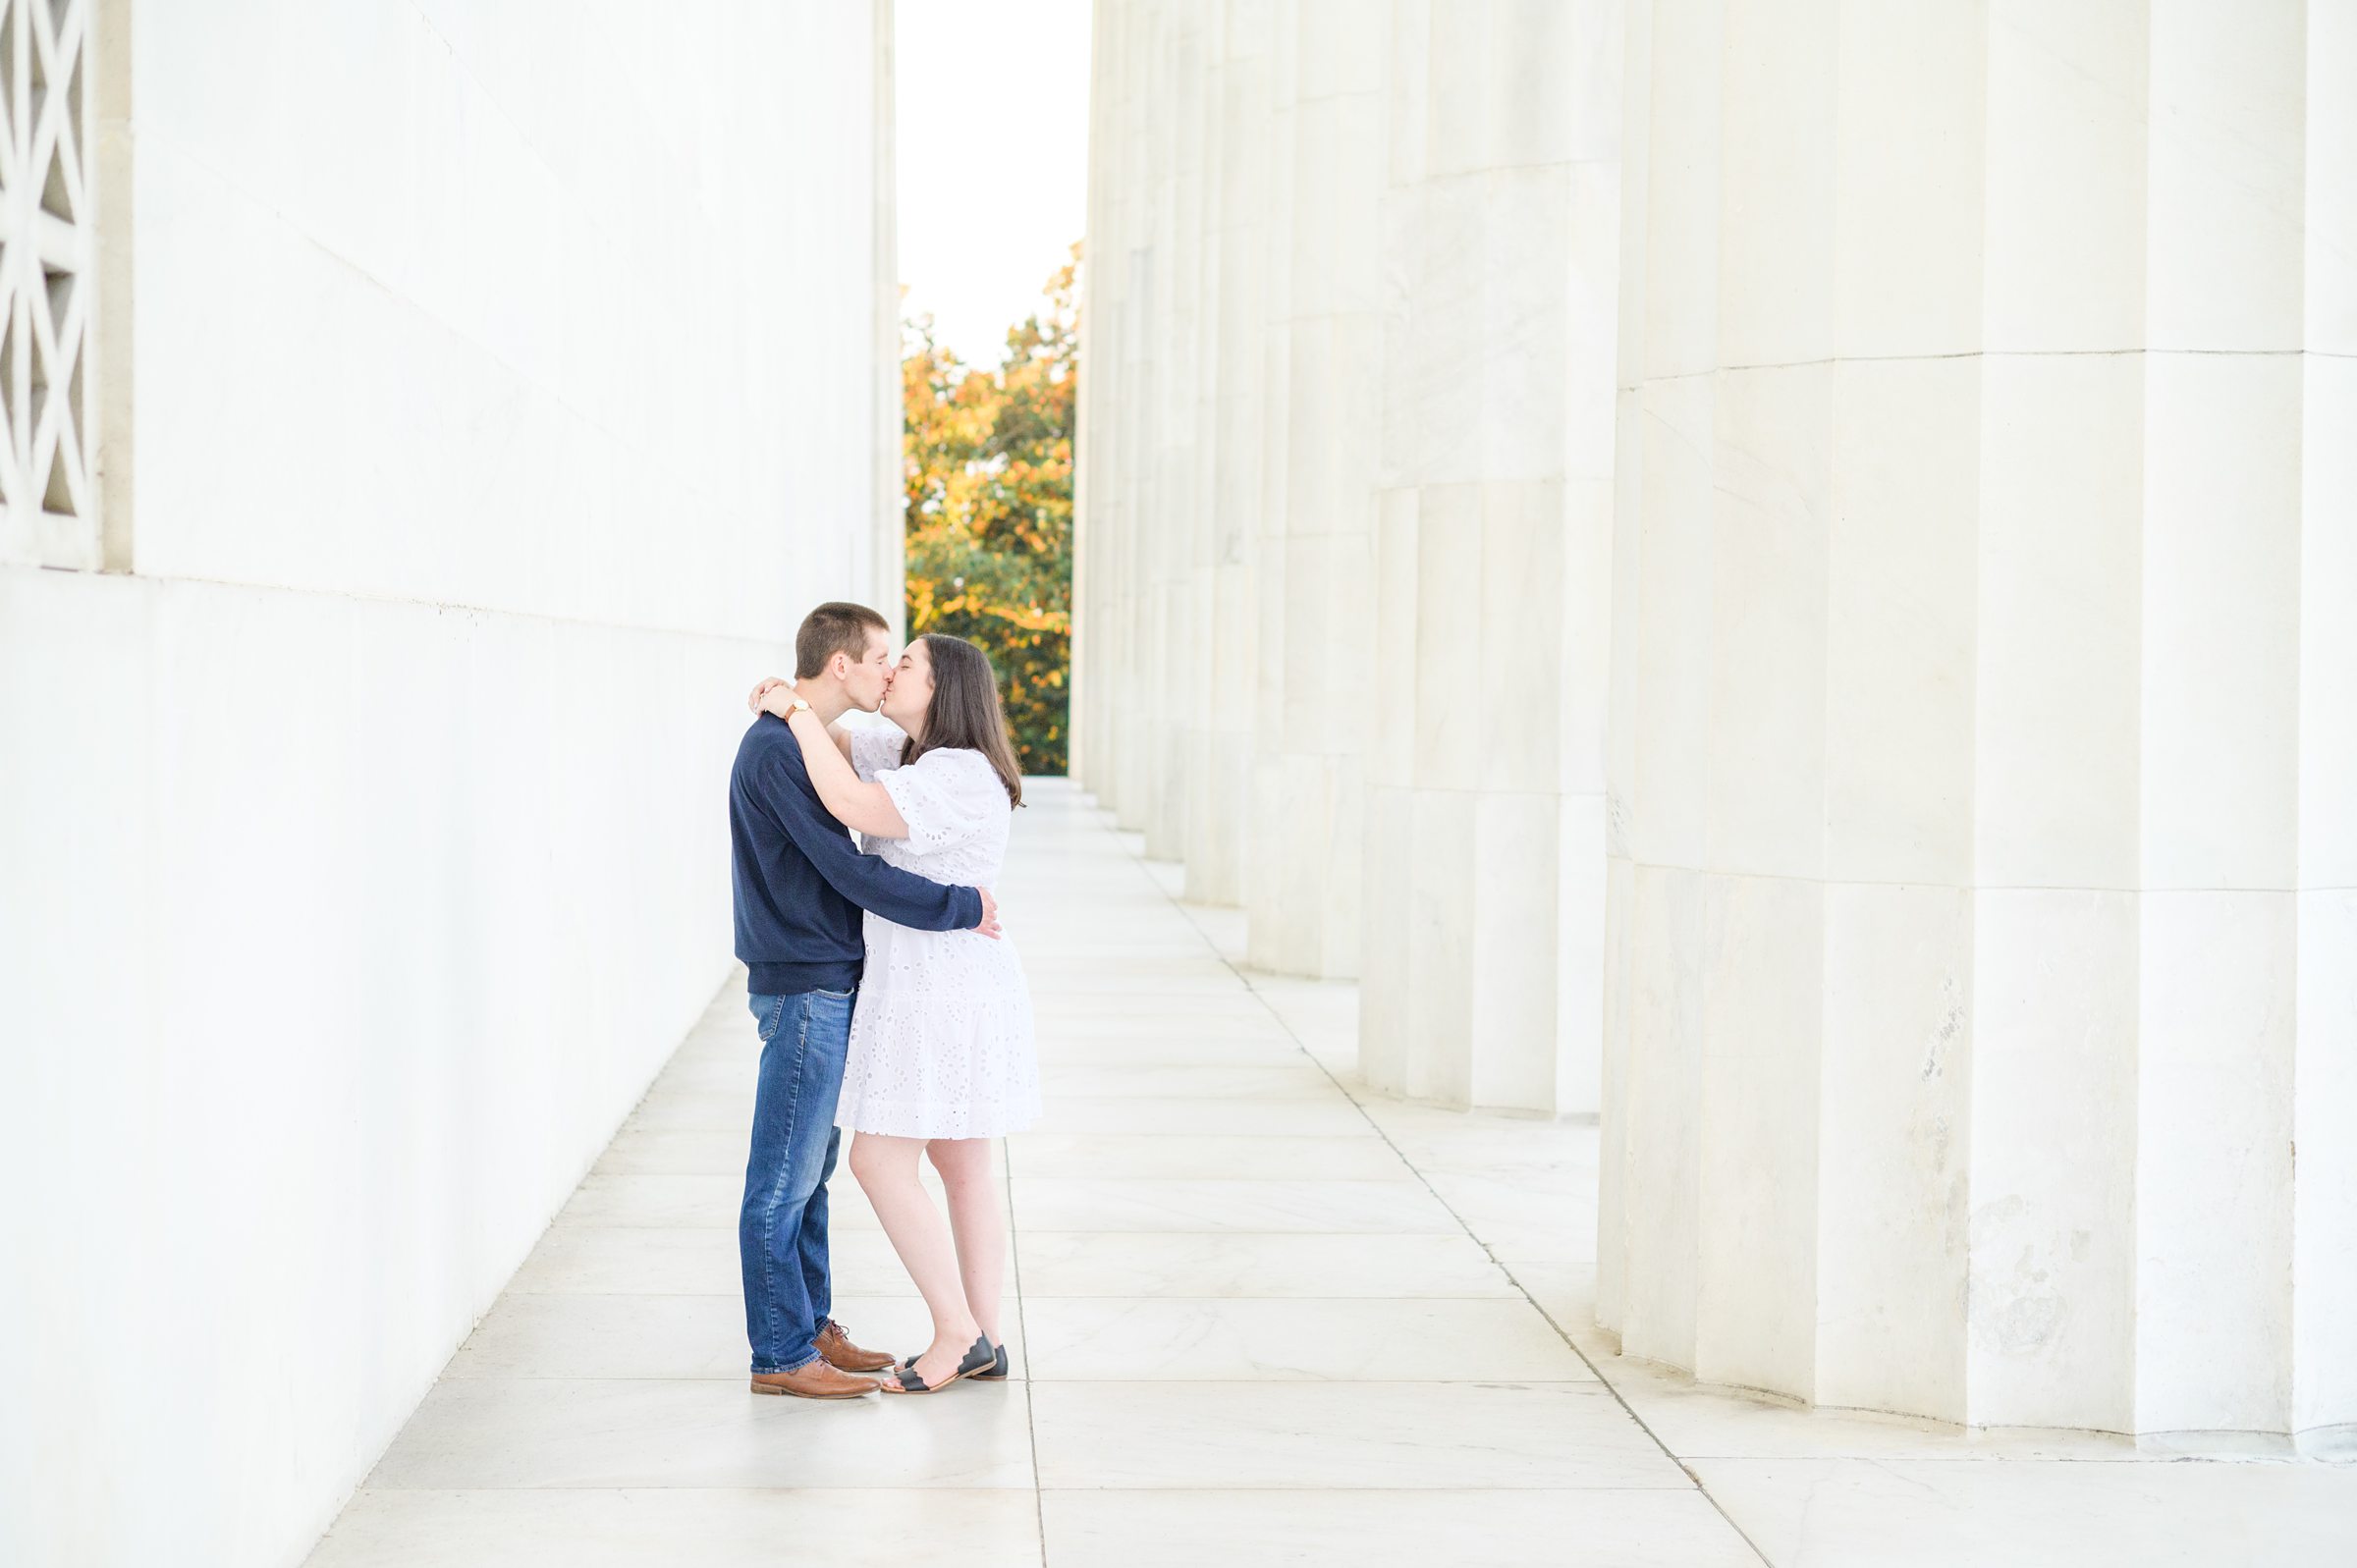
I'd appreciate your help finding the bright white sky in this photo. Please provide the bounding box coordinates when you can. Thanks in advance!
[896,0,1092,368]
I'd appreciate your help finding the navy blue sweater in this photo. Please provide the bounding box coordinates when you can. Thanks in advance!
[730,714,983,995]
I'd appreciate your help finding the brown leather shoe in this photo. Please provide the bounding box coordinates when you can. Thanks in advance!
[816,1319,897,1374]
[748,1358,878,1399]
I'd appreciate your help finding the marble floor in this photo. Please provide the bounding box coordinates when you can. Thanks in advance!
[305,782,2357,1566]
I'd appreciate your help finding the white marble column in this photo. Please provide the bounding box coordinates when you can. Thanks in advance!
[1357,0,1622,1113]
[1140,2,1214,859]
[1073,0,1141,816]
[1241,0,1385,978]
[1069,0,1111,788]
[1600,0,2355,1439]
[1178,0,1274,907]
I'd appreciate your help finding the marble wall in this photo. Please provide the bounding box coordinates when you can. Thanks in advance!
[0,5,902,1565]
[1077,0,2356,1440]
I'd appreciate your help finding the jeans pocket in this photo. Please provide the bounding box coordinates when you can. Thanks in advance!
[749,993,791,1042]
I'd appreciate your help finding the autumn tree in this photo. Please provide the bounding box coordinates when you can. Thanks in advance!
[904,248,1077,774]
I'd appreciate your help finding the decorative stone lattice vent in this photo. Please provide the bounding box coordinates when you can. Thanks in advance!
[0,0,94,568]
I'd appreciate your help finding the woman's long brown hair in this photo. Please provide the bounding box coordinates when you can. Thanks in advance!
[903,632,1024,806]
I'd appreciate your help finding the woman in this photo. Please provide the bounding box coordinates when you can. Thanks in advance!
[752,633,1041,1394]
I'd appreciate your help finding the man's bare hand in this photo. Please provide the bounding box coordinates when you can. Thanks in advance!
[974,888,1003,940]
[747,676,791,714]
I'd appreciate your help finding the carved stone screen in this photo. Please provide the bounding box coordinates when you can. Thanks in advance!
[0,0,94,568]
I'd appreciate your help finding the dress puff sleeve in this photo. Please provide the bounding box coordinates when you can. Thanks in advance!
[849,724,909,783]
[876,747,1001,856]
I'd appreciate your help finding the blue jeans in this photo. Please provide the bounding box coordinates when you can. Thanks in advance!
[740,987,855,1373]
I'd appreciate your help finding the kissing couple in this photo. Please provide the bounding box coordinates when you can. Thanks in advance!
[728,601,1041,1397]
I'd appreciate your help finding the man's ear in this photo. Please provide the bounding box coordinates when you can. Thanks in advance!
[828,650,850,682]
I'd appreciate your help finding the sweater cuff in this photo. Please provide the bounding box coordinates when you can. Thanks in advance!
[956,886,985,930]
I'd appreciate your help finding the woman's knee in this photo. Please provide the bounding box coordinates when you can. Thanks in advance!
[850,1131,917,1186]
[925,1137,991,1185]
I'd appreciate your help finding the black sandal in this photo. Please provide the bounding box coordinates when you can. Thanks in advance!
[879,1334,994,1395]
[902,1337,1010,1381]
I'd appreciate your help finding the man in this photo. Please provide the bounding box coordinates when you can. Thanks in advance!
[729,601,1001,1399]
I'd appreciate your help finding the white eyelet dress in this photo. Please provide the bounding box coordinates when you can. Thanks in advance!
[835,726,1042,1140]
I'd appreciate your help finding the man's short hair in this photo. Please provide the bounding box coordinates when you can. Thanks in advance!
[795,602,890,679]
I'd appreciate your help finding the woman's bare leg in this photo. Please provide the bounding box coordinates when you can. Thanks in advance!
[927,1138,1005,1343]
[849,1131,980,1384]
